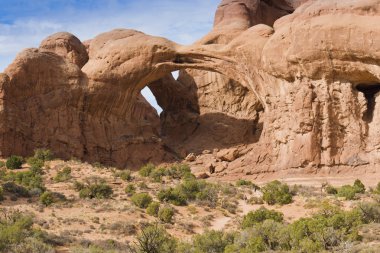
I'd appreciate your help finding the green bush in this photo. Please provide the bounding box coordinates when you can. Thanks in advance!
[6,156,23,170]
[325,184,338,195]
[53,167,72,183]
[262,180,293,205]
[158,206,174,223]
[26,157,44,173]
[135,223,176,253]
[139,163,155,177]
[73,180,85,191]
[236,179,252,186]
[195,184,219,208]
[2,182,30,197]
[125,184,136,196]
[192,230,234,253]
[375,182,380,194]
[39,191,55,206]
[131,193,152,208]
[114,170,132,181]
[0,186,3,201]
[242,207,284,228]
[353,179,366,194]
[149,167,167,182]
[79,182,113,199]
[157,188,187,206]
[177,179,205,201]
[0,211,53,252]
[165,164,194,180]
[6,170,45,192]
[146,202,160,217]
[358,202,380,223]
[337,185,358,200]
[33,149,53,161]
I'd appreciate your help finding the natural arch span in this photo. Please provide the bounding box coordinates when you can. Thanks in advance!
[1,0,380,174]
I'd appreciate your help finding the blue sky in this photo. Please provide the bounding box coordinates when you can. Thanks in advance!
[0,0,220,113]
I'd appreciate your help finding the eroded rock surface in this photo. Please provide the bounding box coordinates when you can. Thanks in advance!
[1,0,379,176]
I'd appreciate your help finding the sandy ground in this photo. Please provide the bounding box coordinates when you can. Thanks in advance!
[1,159,378,252]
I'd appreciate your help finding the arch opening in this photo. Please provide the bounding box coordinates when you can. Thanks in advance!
[141,87,163,115]
[356,83,380,123]
[140,69,264,155]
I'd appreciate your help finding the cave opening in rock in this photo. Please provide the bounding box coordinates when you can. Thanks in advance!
[140,86,163,115]
[356,83,380,122]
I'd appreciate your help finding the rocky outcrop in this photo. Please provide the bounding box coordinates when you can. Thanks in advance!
[0,0,379,176]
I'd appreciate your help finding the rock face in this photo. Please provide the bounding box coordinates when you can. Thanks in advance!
[0,0,380,176]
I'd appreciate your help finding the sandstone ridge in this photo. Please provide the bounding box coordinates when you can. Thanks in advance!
[1,0,380,177]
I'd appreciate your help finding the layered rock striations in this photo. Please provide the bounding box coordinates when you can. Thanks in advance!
[0,0,379,176]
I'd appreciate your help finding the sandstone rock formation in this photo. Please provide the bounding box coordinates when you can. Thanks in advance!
[0,0,379,177]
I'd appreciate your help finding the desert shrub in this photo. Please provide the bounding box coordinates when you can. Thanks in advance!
[39,191,55,206]
[135,223,177,253]
[6,156,23,170]
[33,149,53,161]
[0,161,5,168]
[354,179,366,194]
[26,157,44,173]
[221,200,238,214]
[262,180,293,205]
[139,163,155,177]
[248,196,264,205]
[54,167,72,183]
[150,167,167,182]
[1,182,30,197]
[158,206,174,223]
[147,202,160,217]
[177,179,205,201]
[192,230,234,253]
[157,188,187,206]
[131,193,152,208]
[79,182,113,199]
[148,164,194,182]
[73,180,85,191]
[125,184,136,196]
[0,186,3,201]
[195,184,219,208]
[325,184,338,195]
[114,170,132,181]
[337,185,358,200]
[165,164,194,180]
[374,182,380,194]
[289,203,363,251]
[236,179,252,186]
[358,202,380,223]
[138,181,149,189]
[242,207,284,228]
[10,237,54,253]
[0,211,52,252]
[7,170,45,192]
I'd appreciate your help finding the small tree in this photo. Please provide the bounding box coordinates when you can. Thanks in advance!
[33,149,53,161]
[139,163,155,177]
[6,156,23,170]
[147,202,160,217]
[262,180,292,205]
[242,207,284,228]
[131,193,153,208]
[39,191,55,206]
[353,179,365,194]
[135,223,176,253]
[158,206,174,223]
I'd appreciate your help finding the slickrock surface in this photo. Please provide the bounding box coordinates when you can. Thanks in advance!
[1,0,380,178]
